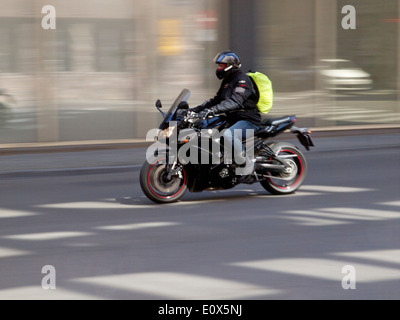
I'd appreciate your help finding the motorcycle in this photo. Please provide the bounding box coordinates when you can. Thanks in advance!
[140,89,314,204]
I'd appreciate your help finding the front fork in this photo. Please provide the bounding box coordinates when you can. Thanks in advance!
[164,150,181,181]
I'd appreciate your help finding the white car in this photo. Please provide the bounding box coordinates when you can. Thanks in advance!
[317,59,373,91]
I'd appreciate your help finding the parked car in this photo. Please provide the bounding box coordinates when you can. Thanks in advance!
[316,59,373,91]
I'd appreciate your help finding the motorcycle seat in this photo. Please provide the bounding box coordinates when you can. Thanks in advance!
[260,115,293,127]
[254,115,295,137]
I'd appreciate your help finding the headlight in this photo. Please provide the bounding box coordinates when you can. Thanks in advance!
[154,126,176,141]
[162,126,176,138]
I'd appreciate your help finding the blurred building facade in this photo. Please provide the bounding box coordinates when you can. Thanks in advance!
[0,0,399,144]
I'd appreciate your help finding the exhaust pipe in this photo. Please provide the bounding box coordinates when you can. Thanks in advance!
[255,163,286,173]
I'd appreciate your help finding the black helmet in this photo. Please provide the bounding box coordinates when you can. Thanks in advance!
[213,51,242,79]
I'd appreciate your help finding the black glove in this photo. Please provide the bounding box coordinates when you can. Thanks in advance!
[188,106,202,113]
[178,101,189,110]
[189,100,210,113]
[198,109,214,119]
[175,109,187,118]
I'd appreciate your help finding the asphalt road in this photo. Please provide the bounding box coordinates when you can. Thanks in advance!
[0,134,399,300]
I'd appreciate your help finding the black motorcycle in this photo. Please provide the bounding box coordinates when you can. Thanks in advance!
[140,89,314,204]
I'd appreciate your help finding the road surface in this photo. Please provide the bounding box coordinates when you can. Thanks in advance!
[0,134,399,300]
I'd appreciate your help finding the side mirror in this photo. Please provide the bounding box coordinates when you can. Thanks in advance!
[155,99,166,117]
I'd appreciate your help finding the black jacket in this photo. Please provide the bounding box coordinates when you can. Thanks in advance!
[193,69,261,126]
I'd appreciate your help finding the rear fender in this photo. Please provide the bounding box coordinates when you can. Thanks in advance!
[269,141,297,156]
[290,126,315,151]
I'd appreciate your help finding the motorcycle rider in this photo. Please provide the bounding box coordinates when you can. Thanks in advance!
[190,51,260,176]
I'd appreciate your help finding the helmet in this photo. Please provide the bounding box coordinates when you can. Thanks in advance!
[213,51,242,79]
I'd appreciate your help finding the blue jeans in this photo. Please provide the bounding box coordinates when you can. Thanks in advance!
[223,120,260,174]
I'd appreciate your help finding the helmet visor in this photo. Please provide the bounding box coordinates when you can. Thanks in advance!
[213,52,230,64]
[213,52,241,67]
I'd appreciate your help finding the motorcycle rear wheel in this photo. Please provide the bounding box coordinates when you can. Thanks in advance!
[140,157,188,204]
[259,145,307,195]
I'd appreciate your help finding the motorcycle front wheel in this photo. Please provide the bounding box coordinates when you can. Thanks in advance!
[140,157,188,204]
[259,145,307,195]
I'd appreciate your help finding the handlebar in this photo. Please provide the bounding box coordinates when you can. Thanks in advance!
[186,110,214,121]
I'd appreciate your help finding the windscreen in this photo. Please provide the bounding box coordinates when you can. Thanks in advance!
[159,88,191,129]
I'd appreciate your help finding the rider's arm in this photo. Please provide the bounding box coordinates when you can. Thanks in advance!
[210,78,253,114]
[190,100,210,113]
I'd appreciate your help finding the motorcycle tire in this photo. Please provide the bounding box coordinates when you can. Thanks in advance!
[259,144,307,195]
[140,157,188,204]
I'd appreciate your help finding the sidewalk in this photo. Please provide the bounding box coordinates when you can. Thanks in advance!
[0,125,399,177]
